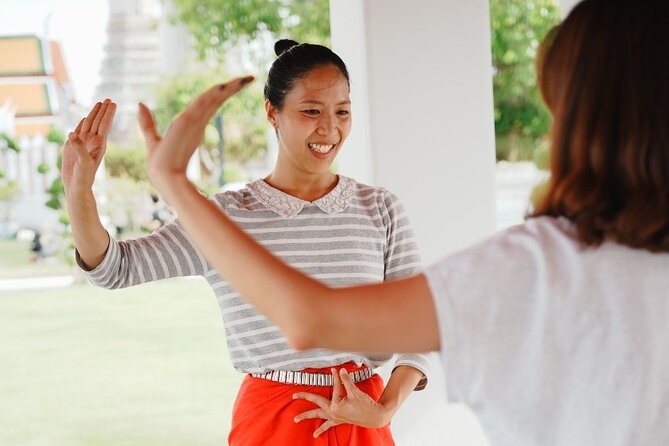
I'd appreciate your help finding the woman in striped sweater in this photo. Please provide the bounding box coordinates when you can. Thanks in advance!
[63,40,429,445]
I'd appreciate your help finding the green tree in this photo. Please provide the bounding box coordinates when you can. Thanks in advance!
[490,0,560,161]
[168,0,330,61]
[105,144,149,182]
[0,132,20,153]
[153,70,267,181]
[46,127,66,145]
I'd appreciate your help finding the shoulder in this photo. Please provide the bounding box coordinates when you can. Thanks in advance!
[425,216,580,293]
[350,179,404,210]
[210,183,255,210]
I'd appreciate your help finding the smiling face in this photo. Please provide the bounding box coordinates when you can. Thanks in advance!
[266,64,352,178]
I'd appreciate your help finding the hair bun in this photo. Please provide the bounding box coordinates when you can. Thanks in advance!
[275,39,299,56]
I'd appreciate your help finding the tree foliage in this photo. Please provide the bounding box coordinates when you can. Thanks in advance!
[105,144,149,182]
[0,132,20,152]
[490,0,560,160]
[168,0,331,60]
[153,70,268,170]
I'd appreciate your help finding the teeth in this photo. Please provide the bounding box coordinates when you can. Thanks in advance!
[308,143,334,153]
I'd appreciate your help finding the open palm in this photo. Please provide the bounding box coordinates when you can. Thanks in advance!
[62,99,116,192]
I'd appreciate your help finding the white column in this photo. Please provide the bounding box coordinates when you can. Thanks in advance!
[331,0,496,263]
[331,1,496,445]
[329,0,374,185]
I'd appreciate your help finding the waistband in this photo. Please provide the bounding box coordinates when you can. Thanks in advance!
[250,365,373,387]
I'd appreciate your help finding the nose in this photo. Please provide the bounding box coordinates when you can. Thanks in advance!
[316,113,336,136]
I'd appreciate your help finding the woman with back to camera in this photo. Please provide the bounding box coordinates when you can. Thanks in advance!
[63,40,429,445]
[138,0,669,444]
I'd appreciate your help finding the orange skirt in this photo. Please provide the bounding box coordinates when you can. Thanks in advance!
[228,362,395,446]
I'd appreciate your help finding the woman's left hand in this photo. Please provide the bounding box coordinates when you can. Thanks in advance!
[138,76,254,190]
[293,368,394,438]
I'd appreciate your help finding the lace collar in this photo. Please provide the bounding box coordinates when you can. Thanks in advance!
[247,175,357,218]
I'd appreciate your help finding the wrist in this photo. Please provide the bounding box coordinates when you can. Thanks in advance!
[151,173,193,204]
[375,399,399,426]
[65,183,95,203]
[148,166,187,193]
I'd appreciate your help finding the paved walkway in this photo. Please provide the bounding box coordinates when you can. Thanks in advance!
[0,275,75,292]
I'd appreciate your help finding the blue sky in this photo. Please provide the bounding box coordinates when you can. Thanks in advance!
[0,0,109,105]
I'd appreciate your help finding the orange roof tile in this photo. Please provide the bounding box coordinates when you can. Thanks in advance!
[0,84,51,116]
[0,36,45,76]
[49,40,70,86]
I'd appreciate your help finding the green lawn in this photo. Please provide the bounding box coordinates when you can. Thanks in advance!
[0,279,242,446]
[0,239,72,279]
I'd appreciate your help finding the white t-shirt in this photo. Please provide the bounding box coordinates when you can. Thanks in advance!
[425,216,669,446]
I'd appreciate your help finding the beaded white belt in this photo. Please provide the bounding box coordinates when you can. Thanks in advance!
[250,368,374,386]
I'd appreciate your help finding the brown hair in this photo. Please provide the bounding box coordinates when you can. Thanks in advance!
[531,0,669,252]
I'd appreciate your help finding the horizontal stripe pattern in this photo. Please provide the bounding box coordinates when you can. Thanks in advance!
[80,180,430,381]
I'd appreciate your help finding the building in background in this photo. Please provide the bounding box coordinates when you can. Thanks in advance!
[0,34,78,230]
[95,0,164,143]
[0,35,77,138]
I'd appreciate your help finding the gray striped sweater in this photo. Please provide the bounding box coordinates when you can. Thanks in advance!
[80,176,429,387]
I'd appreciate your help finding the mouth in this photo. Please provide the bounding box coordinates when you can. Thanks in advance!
[308,143,336,155]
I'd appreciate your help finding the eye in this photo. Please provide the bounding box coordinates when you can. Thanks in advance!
[337,110,350,117]
[302,109,319,116]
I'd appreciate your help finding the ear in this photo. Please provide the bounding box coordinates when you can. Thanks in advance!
[265,100,278,128]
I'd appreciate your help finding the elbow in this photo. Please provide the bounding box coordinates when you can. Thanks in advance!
[283,283,332,351]
[286,331,318,351]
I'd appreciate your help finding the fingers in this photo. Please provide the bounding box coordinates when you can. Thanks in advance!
[292,391,329,408]
[138,102,161,150]
[66,133,91,163]
[294,408,328,423]
[219,75,255,101]
[184,76,255,128]
[73,117,85,134]
[331,368,343,402]
[80,101,103,133]
[97,101,117,136]
[339,369,359,396]
[313,420,336,438]
[90,99,111,134]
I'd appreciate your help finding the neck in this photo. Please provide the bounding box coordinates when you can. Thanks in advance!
[264,169,339,202]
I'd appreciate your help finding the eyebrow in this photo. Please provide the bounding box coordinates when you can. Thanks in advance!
[299,100,352,106]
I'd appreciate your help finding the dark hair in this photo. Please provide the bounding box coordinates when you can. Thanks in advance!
[531,0,669,252]
[264,39,350,109]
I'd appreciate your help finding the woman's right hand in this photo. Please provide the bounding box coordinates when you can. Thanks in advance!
[61,99,116,194]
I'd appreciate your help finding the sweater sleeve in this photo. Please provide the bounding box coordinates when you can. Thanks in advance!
[381,190,431,390]
[75,194,229,289]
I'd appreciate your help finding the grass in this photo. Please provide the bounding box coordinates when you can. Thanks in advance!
[0,279,242,446]
[0,239,72,279]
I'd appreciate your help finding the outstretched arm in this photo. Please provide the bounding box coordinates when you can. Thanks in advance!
[141,80,440,354]
[63,100,117,269]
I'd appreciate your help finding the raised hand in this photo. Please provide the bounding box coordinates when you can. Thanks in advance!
[137,76,254,190]
[293,368,392,438]
[62,99,117,193]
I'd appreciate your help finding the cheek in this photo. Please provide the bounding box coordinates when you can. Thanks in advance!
[341,121,352,139]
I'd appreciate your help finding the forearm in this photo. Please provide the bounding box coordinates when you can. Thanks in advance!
[66,186,109,270]
[157,176,327,347]
[377,365,424,423]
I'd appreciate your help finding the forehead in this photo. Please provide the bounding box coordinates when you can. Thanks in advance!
[288,65,350,102]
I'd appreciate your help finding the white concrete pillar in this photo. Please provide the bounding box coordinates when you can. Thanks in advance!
[331,0,497,265]
[330,1,496,445]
